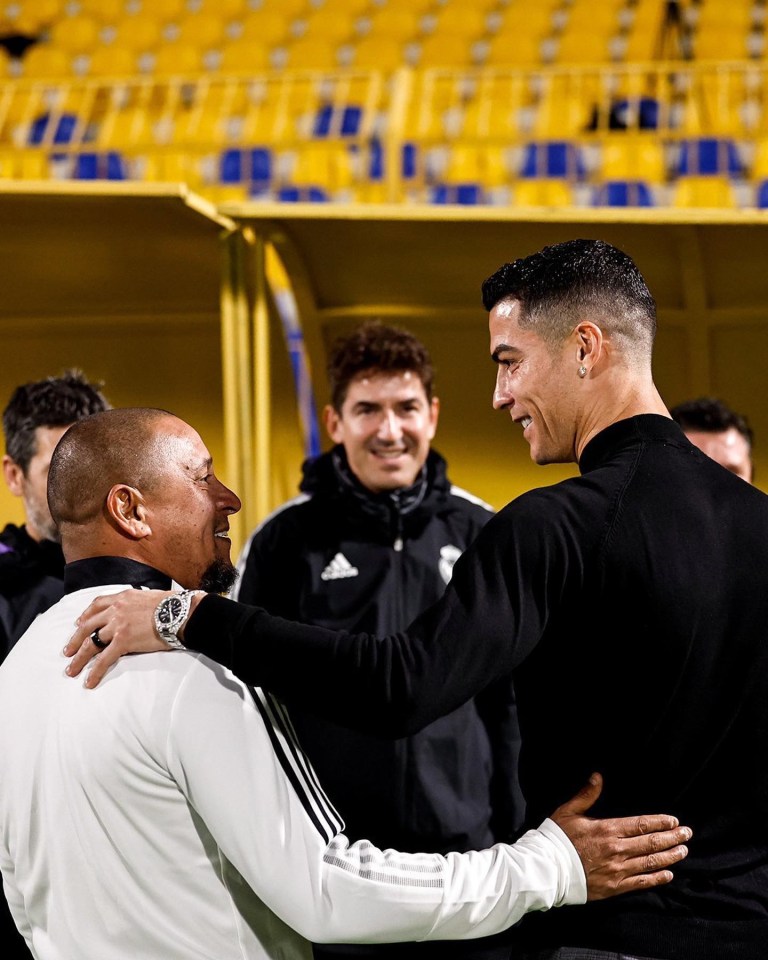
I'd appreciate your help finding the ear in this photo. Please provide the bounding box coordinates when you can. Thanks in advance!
[427,396,440,441]
[574,321,605,373]
[2,455,24,497]
[323,404,344,445]
[105,484,151,540]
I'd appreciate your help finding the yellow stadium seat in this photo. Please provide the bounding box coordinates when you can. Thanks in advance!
[95,108,160,149]
[484,32,544,67]
[219,40,272,73]
[443,144,483,183]
[112,16,163,51]
[555,30,613,65]
[751,137,768,178]
[186,0,247,19]
[141,0,186,23]
[173,108,229,146]
[49,16,102,54]
[257,0,309,17]
[418,35,474,68]
[565,0,622,33]
[601,137,666,182]
[289,144,353,192]
[383,0,434,13]
[302,12,356,44]
[352,37,405,70]
[432,7,488,38]
[9,0,64,35]
[365,9,422,41]
[695,27,749,60]
[151,44,205,76]
[673,175,738,208]
[175,13,228,48]
[495,3,556,39]
[282,38,341,70]
[76,0,125,22]
[21,46,74,79]
[237,12,291,46]
[320,0,373,15]
[86,47,138,77]
[141,150,204,186]
[514,179,574,206]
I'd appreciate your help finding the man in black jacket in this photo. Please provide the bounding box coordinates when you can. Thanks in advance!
[70,239,768,959]
[234,322,523,958]
[1,371,109,661]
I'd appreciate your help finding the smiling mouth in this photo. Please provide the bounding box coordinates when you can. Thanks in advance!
[214,530,230,540]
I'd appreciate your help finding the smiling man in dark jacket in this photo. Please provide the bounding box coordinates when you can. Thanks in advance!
[234,322,523,959]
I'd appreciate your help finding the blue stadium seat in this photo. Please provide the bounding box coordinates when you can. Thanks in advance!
[520,141,586,180]
[366,140,418,181]
[756,180,768,208]
[72,151,128,180]
[592,180,654,207]
[430,184,484,205]
[219,148,272,193]
[313,105,363,138]
[28,113,80,146]
[277,186,329,202]
[677,138,742,177]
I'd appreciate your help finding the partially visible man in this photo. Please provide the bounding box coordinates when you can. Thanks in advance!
[234,322,522,959]
[0,408,690,959]
[670,396,754,482]
[1,370,109,658]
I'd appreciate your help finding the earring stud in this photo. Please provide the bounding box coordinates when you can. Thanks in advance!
[578,365,587,378]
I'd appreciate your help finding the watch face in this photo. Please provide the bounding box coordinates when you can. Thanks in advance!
[158,597,183,626]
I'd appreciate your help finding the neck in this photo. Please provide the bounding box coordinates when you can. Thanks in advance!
[574,372,669,462]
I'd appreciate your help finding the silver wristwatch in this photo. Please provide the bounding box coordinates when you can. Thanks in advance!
[153,590,201,649]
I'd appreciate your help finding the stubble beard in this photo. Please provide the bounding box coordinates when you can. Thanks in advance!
[198,557,239,594]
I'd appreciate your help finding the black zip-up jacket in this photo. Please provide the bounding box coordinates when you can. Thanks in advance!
[0,523,65,662]
[234,447,524,854]
[189,416,768,960]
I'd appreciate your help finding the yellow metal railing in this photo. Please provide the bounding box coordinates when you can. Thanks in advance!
[1,61,768,203]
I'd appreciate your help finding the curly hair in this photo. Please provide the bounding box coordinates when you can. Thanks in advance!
[3,370,110,473]
[327,322,435,411]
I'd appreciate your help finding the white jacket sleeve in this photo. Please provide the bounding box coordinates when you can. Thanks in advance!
[165,655,586,945]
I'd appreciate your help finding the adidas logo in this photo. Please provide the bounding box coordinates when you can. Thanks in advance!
[320,552,359,581]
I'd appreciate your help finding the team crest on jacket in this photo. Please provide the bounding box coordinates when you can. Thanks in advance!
[438,545,462,585]
[321,552,359,581]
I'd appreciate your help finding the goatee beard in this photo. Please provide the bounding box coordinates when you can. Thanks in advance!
[198,558,239,594]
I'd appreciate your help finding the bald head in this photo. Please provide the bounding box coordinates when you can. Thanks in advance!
[47,407,241,591]
[48,408,175,529]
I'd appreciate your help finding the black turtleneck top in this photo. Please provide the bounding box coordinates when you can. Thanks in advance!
[186,415,768,959]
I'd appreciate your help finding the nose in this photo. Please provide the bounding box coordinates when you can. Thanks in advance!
[216,478,241,515]
[378,409,403,441]
[493,368,512,411]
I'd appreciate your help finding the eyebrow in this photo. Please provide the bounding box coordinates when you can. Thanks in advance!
[190,457,213,474]
[491,343,517,363]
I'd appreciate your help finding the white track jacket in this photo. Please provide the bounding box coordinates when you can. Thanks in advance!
[0,585,586,959]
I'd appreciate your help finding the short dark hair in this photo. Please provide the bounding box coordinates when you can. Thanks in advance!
[2,370,110,473]
[327,322,435,411]
[670,397,754,449]
[481,238,657,359]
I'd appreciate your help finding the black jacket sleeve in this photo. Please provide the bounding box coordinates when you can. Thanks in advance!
[185,494,575,737]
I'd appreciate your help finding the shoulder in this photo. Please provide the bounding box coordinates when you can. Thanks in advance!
[447,484,495,516]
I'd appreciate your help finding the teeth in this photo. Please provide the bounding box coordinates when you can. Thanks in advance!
[215,532,229,539]
[521,416,532,429]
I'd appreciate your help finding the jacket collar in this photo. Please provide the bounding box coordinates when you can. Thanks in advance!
[579,414,688,474]
[63,557,173,595]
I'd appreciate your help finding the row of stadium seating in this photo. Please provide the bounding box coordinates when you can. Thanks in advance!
[0,0,760,76]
